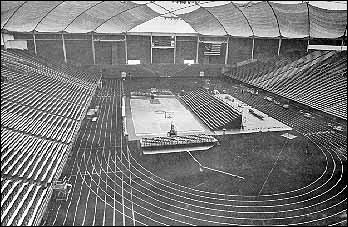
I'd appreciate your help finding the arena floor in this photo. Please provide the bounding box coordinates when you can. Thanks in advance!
[41,78,347,226]
[126,94,292,141]
[126,96,210,140]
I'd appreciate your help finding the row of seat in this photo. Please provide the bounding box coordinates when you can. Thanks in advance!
[181,88,242,130]
[141,134,217,148]
[1,49,100,226]
[1,109,77,144]
[1,177,49,226]
[2,63,93,104]
[226,51,347,120]
[1,51,90,89]
[99,84,346,225]
[228,88,346,153]
[39,77,346,226]
[228,55,294,84]
[5,49,99,86]
[2,85,85,120]
[1,128,69,183]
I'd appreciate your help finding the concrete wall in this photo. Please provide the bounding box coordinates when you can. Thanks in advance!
[36,40,65,63]
[254,38,278,59]
[95,41,112,65]
[127,35,151,64]
[10,32,337,67]
[65,40,93,65]
[228,37,253,64]
[153,48,174,63]
[111,41,126,65]
[175,36,197,64]
[279,39,307,57]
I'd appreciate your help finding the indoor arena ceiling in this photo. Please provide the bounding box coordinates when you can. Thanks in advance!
[1,1,347,38]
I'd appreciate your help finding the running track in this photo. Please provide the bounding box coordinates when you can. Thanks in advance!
[42,79,347,226]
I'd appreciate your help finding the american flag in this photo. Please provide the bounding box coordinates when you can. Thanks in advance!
[204,43,221,56]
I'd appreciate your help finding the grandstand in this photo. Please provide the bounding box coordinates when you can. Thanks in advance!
[1,1,347,226]
[181,88,242,130]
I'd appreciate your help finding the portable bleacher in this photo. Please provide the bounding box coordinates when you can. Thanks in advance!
[140,134,218,154]
[181,88,242,130]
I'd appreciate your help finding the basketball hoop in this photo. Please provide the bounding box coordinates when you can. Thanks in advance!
[165,111,174,119]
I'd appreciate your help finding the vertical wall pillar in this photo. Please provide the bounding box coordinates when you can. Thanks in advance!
[62,33,67,63]
[277,37,282,56]
[306,2,310,53]
[33,32,37,55]
[1,32,7,50]
[124,34,128,64]
[196,35,199,64]
[173,34,176,64]
[341,29,346,51]
[341,39,345,51]
[91,33,96,65]
[150,34,153,64]
[251,36,255,60]
[224,36,229,65]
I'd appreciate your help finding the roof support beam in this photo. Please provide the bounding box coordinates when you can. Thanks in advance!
[61,33,67,63]
[196,35,199,64]
[150,33,152,64]
[195,3,228,35]
[342,29,347,50]
[124,33,128,64]
[266,1,282,37]
[230,2,254,37]
[277,37,282,56]
[63,1,104,31]
[251,36,255,60]
[225,36,229,64]
[93,3,150,32]
[1,1,28,30]
[306,2,311,39]
[33,32,37,55]
[91,33,96,64]
[151,2,200,34]
[150,34,153,64]
[33,1,65,31]
[1,33,7,50]
[174,35,176,64]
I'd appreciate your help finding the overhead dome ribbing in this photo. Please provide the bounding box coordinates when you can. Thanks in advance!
[1,1,346,38]
[1,1,160,33]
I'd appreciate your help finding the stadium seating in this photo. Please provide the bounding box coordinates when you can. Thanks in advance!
[141,134,217,150]
[1,49,100,226]
[97,63,223,79]
[1,178,49,226]
[226,51,347,120]
[181,88,242,130]
[226,87,346,158]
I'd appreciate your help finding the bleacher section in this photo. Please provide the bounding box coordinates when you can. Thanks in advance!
[89,63,223,79]
[226,51,347,120]
[141,134,218,153]
[1,49,99,226]
[1,177,50,226]
[226,86,347,159]
[181,88,242,130]
[227,55,294,84]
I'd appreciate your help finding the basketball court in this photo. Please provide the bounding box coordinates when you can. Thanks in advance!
[126,93,292,140]
[125,96,212,141]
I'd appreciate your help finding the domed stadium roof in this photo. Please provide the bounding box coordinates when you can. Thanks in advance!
[1,1,347,38]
